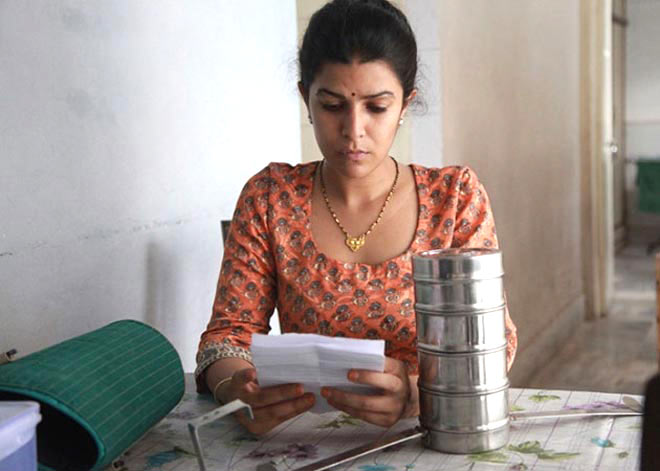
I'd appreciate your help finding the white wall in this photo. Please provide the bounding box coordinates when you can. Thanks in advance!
[625,0,660,227]
[0,1,299,372]
[405,0,444,168]
[437,0,583,385]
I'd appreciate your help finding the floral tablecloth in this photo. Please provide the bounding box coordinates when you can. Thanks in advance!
[114,375,642,471]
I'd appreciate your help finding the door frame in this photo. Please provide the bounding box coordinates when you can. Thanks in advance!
[613,2,628,251]
[580,0,615,319]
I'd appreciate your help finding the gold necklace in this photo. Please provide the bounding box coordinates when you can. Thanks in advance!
[319,158,399,252]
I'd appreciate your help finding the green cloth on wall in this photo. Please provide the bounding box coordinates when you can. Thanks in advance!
[637,159,660,214]
[0,320,185,471]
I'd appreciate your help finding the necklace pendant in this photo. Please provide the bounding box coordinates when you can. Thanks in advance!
[346,235,366,252]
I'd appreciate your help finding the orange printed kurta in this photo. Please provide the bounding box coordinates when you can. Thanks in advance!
[196,162,517,389]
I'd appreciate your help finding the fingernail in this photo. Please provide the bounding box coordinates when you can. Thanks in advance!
[321,388,329,398]
[348,371,358,381]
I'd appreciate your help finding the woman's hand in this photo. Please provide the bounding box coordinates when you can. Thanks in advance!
[218,368,316,436]
[320,357,419,427]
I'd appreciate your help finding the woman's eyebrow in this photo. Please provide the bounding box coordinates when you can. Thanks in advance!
[317,88,394,99]
[317,88,346,99]
[362,91,394,99]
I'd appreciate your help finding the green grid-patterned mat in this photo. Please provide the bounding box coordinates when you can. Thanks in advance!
[0,320,184,471]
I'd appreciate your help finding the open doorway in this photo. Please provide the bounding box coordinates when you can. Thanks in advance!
[625,0,660,247]
[541,0,660,393]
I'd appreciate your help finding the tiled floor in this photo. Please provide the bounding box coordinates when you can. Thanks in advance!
[526,236,659,395]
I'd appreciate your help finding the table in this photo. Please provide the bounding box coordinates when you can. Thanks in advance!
[115,375,642,471]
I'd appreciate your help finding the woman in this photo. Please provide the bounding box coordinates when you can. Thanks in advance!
[196,0,517,436]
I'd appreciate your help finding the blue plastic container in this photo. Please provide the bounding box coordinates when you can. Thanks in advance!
[0,402,41,471]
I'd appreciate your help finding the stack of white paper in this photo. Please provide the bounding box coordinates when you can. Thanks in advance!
[251,333,385,414]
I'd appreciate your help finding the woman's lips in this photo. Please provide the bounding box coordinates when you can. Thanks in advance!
[341,150,368,161]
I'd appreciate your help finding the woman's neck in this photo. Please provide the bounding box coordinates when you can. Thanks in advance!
[319,157,398,210]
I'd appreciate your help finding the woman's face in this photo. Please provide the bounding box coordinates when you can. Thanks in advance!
[302,59,412,179]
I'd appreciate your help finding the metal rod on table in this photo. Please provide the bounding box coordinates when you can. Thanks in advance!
[293,427,425,471]
[292,405,643,471]
[510,409,642,421]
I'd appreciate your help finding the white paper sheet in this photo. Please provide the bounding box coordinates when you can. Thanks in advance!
[251,333,385,413]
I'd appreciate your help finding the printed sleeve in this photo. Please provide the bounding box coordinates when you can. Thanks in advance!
[194,167,277,392]
[450,166,517,369]
[450,166,498,249]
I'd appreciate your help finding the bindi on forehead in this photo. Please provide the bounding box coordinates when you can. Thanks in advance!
[351,92,356,97]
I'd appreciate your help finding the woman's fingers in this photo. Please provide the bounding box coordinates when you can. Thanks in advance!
[346,369,405,393]
[322,386,405,428]
[265,393,316,421]
[320,358,412,428]
[254,384,306,407]
[321,387,393,413]
[248,383,305,408]
[237,392,316,435]
[384,356,408,377]
[346,357,408,392]
[226,368,259,400]
[233,367,258,384]
[231,368,306,408]
[324,399,396,428]
[228,368,315,435]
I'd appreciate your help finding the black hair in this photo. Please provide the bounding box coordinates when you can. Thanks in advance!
[298,0,418,102]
